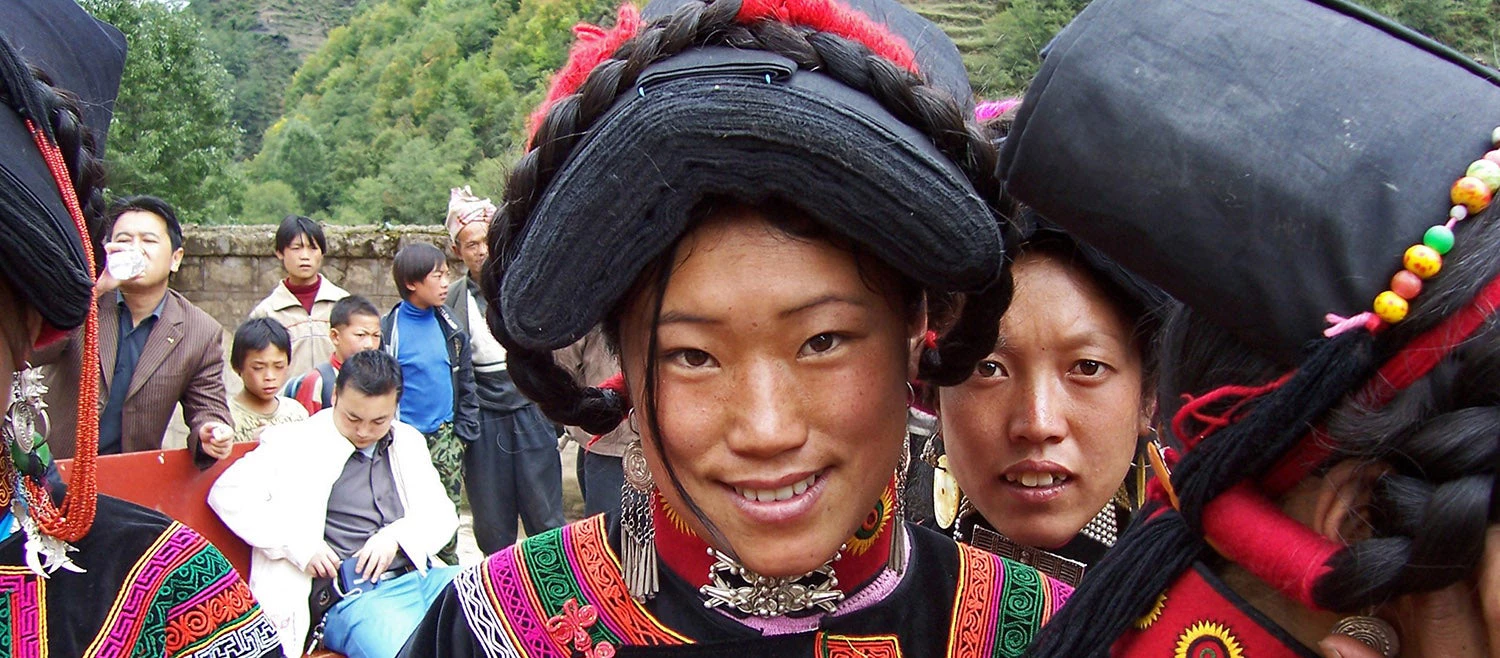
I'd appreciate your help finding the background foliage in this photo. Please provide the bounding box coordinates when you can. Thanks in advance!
[80,0,243,224]
[82,0,1500,224]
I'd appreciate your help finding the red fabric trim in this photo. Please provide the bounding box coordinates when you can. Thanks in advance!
[1203,485,1340,609]
[1115,565,1313,657]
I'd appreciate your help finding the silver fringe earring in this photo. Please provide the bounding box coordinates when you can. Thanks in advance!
[619,433,658,600]
[888,425,910,574]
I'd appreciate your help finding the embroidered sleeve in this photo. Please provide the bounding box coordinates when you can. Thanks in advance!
[948,544,1073,658]
[146,526,281,658]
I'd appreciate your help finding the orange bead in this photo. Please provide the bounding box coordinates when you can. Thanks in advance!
[1403,245,1443,279]
[1451,176,1493,213]
[1373,290,1409,323]
[1390,269,1423,299]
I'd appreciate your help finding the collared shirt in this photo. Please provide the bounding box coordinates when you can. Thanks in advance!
[99,291,167,454]
[323,434,407,563]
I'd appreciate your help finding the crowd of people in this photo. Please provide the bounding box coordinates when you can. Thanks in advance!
[6,0,1500,656]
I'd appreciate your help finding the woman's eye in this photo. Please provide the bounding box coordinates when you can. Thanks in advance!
[975,360,1008,379]
[1072,360,1108,377]
[671,349,715,368]
[800,333,841,356]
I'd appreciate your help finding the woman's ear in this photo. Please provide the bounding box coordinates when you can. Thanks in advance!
[1310,460,1389,544]
[1138,387,1159,438]
[907,308,928,379]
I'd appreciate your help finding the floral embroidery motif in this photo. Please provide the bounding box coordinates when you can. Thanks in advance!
[546,598,616,658]
[1174,620,1245,658]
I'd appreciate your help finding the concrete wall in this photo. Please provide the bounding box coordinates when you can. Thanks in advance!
[174,224,464,332]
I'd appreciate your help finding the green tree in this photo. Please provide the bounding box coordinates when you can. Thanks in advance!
[81,0,244,223]
[251,0,617,224]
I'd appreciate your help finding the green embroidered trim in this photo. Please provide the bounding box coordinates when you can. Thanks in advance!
[995,559,1046,658]
[518,525,623,648]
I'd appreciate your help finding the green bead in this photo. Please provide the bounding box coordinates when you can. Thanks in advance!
[1424,225,1456,254]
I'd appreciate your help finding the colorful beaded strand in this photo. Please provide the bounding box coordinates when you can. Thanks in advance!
[1329,128,1498,334]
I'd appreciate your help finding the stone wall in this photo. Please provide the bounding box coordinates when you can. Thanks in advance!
[175,224,464,332]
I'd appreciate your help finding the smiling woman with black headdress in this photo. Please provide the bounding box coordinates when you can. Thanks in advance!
[397,0,1073,655]
[0,2,280,656]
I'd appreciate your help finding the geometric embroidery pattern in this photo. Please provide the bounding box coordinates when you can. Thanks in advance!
[818,632,902,658]
[0,567,46,658]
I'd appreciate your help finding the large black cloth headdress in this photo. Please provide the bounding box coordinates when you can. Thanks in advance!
[0,0,126,331]
[499,0,1002,351]
[999,0,1500,367]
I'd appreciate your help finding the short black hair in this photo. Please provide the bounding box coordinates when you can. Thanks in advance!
[274,214,327,253]
[336,349,403,398]
[392,243,445,300]
[231,317,291,371]
[330,295,380,329]
[107,195,183,251]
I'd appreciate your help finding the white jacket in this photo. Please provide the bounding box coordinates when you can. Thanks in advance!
[208,409,458,657]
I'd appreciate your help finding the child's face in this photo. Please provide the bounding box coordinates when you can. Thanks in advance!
[276,234,324,283]
[406,262,450,309]
[238,344,290,403]
[331,314,382,361]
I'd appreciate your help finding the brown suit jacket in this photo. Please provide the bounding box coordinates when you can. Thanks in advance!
[38,288,231,459]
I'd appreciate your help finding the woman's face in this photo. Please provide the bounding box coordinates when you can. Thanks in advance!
[617,207,923,578]
[939,251,1150,549]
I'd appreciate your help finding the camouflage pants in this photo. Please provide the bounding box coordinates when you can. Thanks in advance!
[424,422,464,564]
[424,422,465,506]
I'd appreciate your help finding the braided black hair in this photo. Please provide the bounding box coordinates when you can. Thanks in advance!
[1027,194,1500,656]
[0,34,108,301]
[480,0,1012,438]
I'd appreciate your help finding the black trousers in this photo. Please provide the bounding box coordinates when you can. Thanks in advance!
[463,405,566,554]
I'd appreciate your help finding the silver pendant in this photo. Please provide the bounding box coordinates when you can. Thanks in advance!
[14,500,83,578]
[699,547,844,617]
[4,368,49,454]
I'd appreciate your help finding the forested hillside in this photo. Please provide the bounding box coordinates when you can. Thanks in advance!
[243,0,618,225]
[189,0,364,155]
[88,0,1500,224]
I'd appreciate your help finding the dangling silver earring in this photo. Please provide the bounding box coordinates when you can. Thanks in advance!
[619,436,658,600]
[888,425,909,574]
[4,367,50,457]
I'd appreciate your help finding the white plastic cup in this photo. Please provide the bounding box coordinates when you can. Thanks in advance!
[105,247,148,281]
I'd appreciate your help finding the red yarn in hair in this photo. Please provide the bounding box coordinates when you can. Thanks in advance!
[526,4,642,148]
[734,0,916,73]
[1202,484,1341,609]
[525,0,921,147]
[586,372,631,448]
[1170,371,1294,449]
[1262,271,1500,495]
